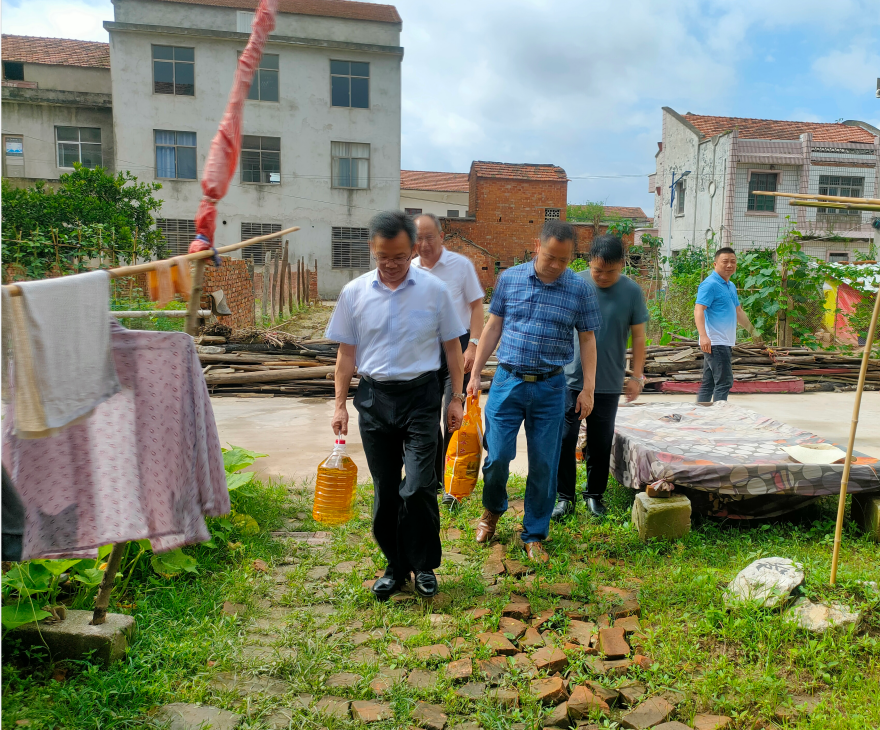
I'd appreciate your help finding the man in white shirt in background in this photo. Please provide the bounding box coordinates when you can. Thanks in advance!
[327,211,466,602]
[412,213,485,505]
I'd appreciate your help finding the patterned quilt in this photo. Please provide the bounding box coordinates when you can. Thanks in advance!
[610,401,880,498]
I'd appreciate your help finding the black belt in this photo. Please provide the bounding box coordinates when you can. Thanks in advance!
[360,370,439,393]
[498,363,563,383]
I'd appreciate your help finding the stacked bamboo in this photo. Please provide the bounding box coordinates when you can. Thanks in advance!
[633,337,880,392]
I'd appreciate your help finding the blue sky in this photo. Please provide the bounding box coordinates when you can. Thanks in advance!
[3,0,878,214]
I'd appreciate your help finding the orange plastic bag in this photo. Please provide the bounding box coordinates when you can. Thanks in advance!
[444,395,483,501]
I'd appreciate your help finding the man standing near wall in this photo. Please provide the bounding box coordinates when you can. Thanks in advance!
[411,213,485,504]
[327,212,466,601]
[553,235,648,520]
[694,247,762,403]
[467,221,600,563]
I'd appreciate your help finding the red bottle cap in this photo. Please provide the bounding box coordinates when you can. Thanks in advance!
[335,438,346,445]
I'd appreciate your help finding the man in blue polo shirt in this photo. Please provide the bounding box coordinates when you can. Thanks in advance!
[467,220,601,563]
[694,247,761,403]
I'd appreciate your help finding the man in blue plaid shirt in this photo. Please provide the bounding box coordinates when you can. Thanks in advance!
[467,220,600,563]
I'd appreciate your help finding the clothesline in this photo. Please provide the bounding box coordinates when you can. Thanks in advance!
[1,226,300,297]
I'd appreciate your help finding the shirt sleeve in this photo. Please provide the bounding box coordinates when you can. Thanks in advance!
[461,259,485,305]
[695,279,714,307]
[325,285,358,345]
[574,279,602,332]
[632,283,649,326]
[436,282,467,342]
[488,270,507,318]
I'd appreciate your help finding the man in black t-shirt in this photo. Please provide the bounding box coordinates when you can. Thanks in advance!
[554,235,648,519]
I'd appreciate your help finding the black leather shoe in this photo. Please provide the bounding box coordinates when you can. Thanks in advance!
[441,492,458,509]
[585,497,608,518]
[414,570,439,598]
[371,576,404,602]
[551,499,575,521]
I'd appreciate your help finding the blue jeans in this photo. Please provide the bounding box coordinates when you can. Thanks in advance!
[481,367,566,544]
[697,345,733,402]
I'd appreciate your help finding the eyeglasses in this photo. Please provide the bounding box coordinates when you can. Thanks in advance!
[373,254,412,264]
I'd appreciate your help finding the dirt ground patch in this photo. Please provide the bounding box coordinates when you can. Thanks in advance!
[269,301,335,339]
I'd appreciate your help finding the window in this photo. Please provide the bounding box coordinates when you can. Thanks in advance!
[155,130,197,179]
[747,172,778,212]
[828,252,849,263]
[237,11,255,32]
[156,219,196,256]
[56,127,102,168]
[245,53,279,102]
[241,222,282,265]
[447,209,460,217]
[818,175,864,216]
[332,227,370,269]
[404,208,422,216]
[241,136,281,183]
[153,45,194,96]
[545,208,561,220]
[3,61,24,81]
[331,142,369,189]
[330,60,369,108]
[675,179,686,215]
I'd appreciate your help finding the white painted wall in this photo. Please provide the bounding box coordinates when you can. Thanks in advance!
[400,189,469,217]
[107,0,402,297]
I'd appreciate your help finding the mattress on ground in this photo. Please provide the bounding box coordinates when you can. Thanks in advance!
[610,400,880,498]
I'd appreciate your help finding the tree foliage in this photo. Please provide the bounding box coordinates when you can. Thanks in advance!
[1,165,166,278]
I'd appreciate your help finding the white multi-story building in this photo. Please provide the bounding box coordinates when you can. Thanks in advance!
[652,108,880,261]
[105,0,403,296]
[400,170,470,218]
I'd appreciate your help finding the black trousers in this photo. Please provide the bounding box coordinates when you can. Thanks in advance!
[355,372,442,580]
[434,331,472,490]
[556,389,620,501]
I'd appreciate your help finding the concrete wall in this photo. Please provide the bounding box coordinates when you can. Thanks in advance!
[654,109,701,254]
[1,94,114,181]
[400,189,469,217]
[107,1,402,297]
[17,63,112,94]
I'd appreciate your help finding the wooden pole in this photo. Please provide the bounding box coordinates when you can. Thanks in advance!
[266,250,276,325]
[261,254,270,323]
[830,287,880,585]
[297,258,303,306]
[786,200,880,213]
[305,258,310,305]
[90,542,127,625]
[185,259,206,336]
[280,240,290,318]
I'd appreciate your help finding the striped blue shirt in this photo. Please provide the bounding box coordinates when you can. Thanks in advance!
[489,261,601,373]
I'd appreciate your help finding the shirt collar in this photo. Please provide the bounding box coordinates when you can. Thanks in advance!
[527,260,564,286]
[370,266,417,292]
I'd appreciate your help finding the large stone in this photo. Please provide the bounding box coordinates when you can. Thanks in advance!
[619,697,674,729]
[412,701,448,730]
[530,676,569,705]
[723,557,805,609]
[692,714,733,730]
[568,685,610,718]
[351,701,392,723]
[852,494,880,542]
[532,647,568,673]
[632,492,691,541]
[784,597,861,632]
[8,609,135,666]
[152,704,241,730]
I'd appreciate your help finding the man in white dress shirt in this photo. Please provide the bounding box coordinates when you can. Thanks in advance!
[411,213,485,502]
[327,211,466,601]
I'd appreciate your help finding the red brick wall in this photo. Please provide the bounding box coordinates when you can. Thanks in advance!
[202,256,255,329]
[443,234,495,291]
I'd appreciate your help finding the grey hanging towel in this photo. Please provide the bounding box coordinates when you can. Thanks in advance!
[10,270,120,438]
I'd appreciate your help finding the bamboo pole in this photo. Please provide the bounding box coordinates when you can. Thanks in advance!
[205,365,335,385]
[753,190,880,205]
[786,200,880,212]
[2,226,300,297]
[830,287,880,585]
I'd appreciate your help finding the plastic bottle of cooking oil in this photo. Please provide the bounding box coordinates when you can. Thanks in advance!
[312,438,358,525]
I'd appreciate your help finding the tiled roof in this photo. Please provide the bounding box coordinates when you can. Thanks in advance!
[471,161,568,182]
[400,170,469,192]
[603,206,649,219]
[684,113,876,144]
[1,35,110,69]
[151,0,402,23]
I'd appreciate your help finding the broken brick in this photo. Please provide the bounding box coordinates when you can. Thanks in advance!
[568,685,610,718]
[477,632,518,656]
[412,701,448,730]
[351,700,392,723]
[598,627,630,659]
[502,601,531,621]
[530,676,569,705]
[532,647,568,673]
[446,658,473,682]
[499,617,528,639]
[619,697,674,729]
[414,644,451,661]
[519,627,545,649]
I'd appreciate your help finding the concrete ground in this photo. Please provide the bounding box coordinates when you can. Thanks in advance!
[211,391,880,483]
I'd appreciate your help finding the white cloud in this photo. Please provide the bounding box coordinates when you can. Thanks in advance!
[812,42,880,95]
[1,0,111,41]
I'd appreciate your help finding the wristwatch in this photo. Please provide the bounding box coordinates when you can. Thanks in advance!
[452,392,467,403]
[629,376,645,386]
[469,337,479,347]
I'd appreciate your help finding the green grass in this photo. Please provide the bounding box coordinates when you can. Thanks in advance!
[2,468,878,730]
